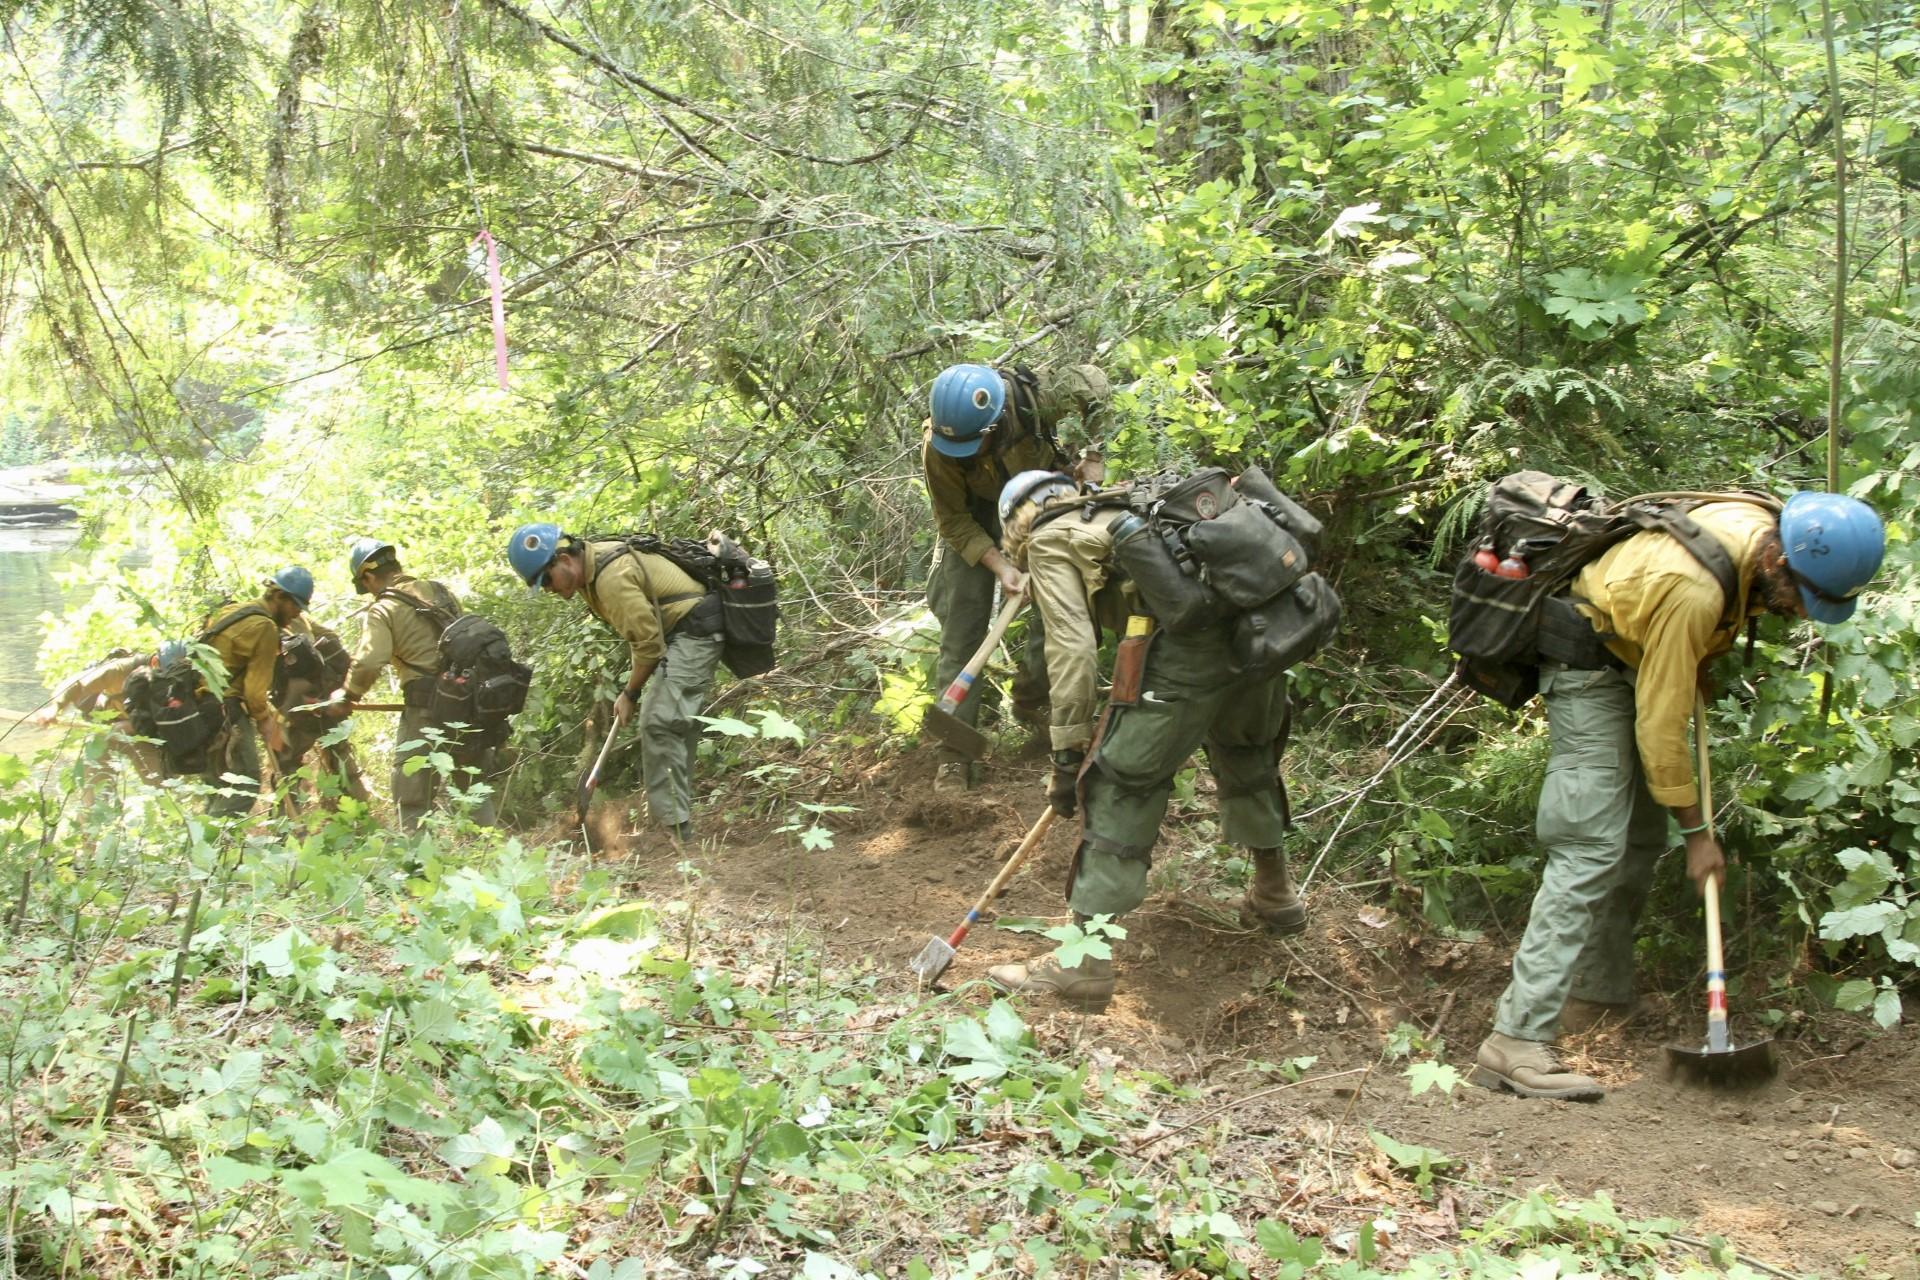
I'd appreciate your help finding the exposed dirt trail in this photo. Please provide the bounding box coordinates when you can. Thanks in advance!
[597,757,1920,1278]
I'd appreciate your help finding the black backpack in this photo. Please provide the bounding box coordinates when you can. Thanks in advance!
[1037,466,1342,677]
[129,605,269,769]
[1448,471,1779,707]
[275,630,350,708]
[591,534,780,678]
[380,583,533,745]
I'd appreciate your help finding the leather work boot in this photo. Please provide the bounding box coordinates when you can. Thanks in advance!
[1470,1032,1604,1101]
[1241,848,1308,935]
[1010,699,1050,731]
[1559,996,1634,1035]
[933,761,973,795]
[987,952,1114,1010]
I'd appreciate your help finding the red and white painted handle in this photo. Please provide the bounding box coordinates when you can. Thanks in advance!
[937,594,1025,714]
[945,808,1056,951]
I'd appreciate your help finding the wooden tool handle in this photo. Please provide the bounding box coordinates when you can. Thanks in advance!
[586,719,620,789]
[1695,693,1730,1052]
[946,807,1057,949]
[936,593,1026,713]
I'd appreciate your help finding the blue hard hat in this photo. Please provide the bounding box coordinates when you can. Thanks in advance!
[270,566,314,610]
[928,364,1005,459]
[156,640,190,668]
[348,538,397,592]
[1780,492,1885,624]
[508,522,563,591]
[999,470,1076,524]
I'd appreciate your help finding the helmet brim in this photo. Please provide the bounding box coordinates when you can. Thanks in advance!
[929,432,985,459]
[1799,584,1857,625]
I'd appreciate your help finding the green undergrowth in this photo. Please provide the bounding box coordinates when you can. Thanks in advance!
[0,746,1787,1278]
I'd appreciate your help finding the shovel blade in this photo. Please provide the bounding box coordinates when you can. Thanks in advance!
[908,935,956,984]
[921,706,988,761]
[1664,1036,1778,1087]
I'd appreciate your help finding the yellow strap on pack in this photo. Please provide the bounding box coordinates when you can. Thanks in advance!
[1125,614,1155,638]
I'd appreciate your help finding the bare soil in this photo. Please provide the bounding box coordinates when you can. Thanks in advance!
[599,754,1920,1279]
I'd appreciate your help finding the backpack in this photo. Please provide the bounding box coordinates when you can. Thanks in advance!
[591,534,780,678]
[129,605,268,770]
[275,630,350,709]
[1448,471,1780,708]
[380,582,532,745]
[1041,466,1342,677]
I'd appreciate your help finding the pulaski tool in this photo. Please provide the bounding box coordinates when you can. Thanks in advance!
[910,807,1057,984]
[920,592,1025,761]
[576,715,623,851]
[1666,693,1778,1087]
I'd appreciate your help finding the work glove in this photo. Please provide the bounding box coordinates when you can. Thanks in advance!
[1048,749,1084,819]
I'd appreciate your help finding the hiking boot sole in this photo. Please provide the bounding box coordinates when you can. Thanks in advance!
[1467,1064,1605,1102]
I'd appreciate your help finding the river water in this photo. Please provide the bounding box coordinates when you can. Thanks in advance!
[0,525,79,715]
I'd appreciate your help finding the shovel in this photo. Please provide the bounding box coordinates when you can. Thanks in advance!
[910,806,1057,984]
[921,593,1025,761]
[576,716,623,847]
[1666,694,1778,1087]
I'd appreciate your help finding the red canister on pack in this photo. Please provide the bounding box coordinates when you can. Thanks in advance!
[1472,541,1501,574]
[1494,545,1531,579]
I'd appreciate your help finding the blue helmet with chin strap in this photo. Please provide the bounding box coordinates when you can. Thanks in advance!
[269,566,314,610]
[348,538,397,592]
[156,640,190,668]
[928,364,1005,459]
[1779,492,1885,624]
[508,522,564,591]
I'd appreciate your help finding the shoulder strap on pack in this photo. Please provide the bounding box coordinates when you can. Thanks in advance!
[1029,489,1131,536]
[999,364,1064,466]
[378,587,457,637]
[587,536,708,606]
[197,603,270,644]
[1622,503,1741,622]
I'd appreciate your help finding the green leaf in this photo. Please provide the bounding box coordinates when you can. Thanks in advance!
[695,715,758,738]
[1369,1129,1454,1170]
[1328,202,1386,239]
[759,1121,812,1161]
[1404,1060,1463,1096]
[408,997,459,1044]
[578,901,657,939]
[1819,902,1900,942]
[751,708,806,743]
[1833,979,1877,1013]
[205,1155,270,1193]
[798,825,835,852]
[441,1117,516,1176]
[1871,986,1903,1029]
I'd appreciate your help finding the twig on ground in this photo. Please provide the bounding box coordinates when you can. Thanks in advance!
[1129,1067,1369,1154]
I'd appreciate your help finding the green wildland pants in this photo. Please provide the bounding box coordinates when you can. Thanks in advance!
[203,699,262,819]
[640,629,724,827]
[1492,663,1667,1042]
[1069,626,1291,919]
[927,542,1049,763]
[394,703,499,832]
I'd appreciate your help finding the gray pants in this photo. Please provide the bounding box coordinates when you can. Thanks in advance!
[203,704,262,819]
[639,630,724,827]
[1070,626,1290,918]
[1492,663,1668,1041]
[395,703,499,832]
[927,543,1049,764]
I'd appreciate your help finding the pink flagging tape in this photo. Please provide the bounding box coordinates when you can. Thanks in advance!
[475,229,508,390]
